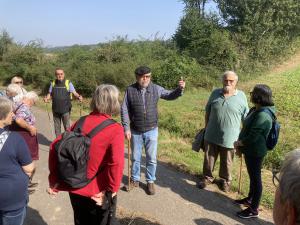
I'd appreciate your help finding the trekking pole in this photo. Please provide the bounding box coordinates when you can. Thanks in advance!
[45,101,55,140]
[127,139,131,190]
[238,154,243,194]
[79,102,82,117]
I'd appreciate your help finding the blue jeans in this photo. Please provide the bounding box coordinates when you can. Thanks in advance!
[131,127,158,183]
[0,206,26,225]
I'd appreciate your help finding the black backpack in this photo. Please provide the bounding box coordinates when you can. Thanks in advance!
[54,116,115,188]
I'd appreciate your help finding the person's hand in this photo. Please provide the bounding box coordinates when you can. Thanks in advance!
[178,79,186,90]
[125,130,131,140]
[78,95,83,102]
[91,191,106,206]
[235,148,242,157]
[43,96,49,103]
[91,191,117,206]
[29,126,37,136]
[47,187,58,197]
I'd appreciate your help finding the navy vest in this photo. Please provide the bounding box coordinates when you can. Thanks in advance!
[51,79,71,114]
[127,82,159,132]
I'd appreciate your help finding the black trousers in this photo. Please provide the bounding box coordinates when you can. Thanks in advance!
[69,193,119,225]
[244,155,264,210]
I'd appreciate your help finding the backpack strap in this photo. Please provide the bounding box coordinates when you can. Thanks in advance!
[73,116,88,133]
[87,119,116,138]
[259,108,276,121]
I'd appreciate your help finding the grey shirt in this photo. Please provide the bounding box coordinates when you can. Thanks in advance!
[121,83,183,132]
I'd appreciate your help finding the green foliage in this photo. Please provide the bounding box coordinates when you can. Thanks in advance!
[174,10,238,70]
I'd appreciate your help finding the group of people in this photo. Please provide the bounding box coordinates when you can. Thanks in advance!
[1,67,300,225]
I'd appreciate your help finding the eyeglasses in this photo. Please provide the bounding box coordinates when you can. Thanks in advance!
[272,170,280,187]
[139,75,151,79]
[14,81,23,84]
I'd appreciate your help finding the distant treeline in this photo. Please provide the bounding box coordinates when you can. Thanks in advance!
[1,0,299,95]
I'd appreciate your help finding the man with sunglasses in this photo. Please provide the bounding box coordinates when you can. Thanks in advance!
[273,149,300,225]
[121,66,185,195]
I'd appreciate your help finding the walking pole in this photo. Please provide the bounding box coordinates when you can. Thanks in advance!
[127,139,131,191]
[79,102,82,117]
[238,154,243,194]
[45,101,55,140]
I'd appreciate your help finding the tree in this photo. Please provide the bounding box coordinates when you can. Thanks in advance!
[0,30,13,61]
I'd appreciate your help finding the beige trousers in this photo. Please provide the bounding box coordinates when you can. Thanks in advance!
[202,140,234,183]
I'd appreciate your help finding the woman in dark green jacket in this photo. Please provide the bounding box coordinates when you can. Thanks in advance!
[234,84,275,219]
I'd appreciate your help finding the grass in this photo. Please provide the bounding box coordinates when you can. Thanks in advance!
[155,66,300,209]
[32,63,300,209]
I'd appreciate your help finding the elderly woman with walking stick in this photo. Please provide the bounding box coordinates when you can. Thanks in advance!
[234,84,276,219]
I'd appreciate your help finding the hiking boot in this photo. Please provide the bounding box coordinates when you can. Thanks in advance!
[234,198,252,207]
[129,180,139,188]
[219,180,231,192]
[198,178,212,189]
[147,182,155,195]
[237,207,259,219]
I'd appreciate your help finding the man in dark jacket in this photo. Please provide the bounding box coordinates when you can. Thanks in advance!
[121,66,185,195]
[44,68,82,137]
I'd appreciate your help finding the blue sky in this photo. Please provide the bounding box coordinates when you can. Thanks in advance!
[0,0,188,47]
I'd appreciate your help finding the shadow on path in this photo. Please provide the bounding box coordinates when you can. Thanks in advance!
[25,207,48,225]
[194,218,223,225]
[119,216,161,225]
[37,133,52,146]
[122,152,273,225]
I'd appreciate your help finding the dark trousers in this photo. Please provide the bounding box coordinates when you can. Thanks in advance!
[244,155,264,210]
[69,193,119,225]
[53,112,70,137]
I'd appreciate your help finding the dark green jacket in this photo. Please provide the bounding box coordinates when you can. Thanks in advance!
[239,106,275,157]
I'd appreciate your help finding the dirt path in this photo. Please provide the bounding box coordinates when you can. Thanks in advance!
[24,106,274,225]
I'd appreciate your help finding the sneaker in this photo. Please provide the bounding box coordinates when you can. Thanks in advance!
[237,207,259,219]
[28,182,38,188]
[234,198,252,207]
[28,189,36,195]
[198,178,212,189]
[147,182,155,195]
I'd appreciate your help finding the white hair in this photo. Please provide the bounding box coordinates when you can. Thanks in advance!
[24,91,39,103]
[222,70,238,82]
[279,149,300,221]
[6,84,22,95]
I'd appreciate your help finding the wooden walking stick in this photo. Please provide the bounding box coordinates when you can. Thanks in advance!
[238,154,243,194]
[127,139,131,190]
[45,101,55,139]
[79,102,82,117]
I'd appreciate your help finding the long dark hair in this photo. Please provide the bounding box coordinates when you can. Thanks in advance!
[251,84,274,106]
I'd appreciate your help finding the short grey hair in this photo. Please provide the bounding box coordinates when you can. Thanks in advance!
[24,91,39,103]
[6,84,22,96]
[222,70,238,82]
[90,84,120,115]
[279,149,300,221]
[0,97,13,120]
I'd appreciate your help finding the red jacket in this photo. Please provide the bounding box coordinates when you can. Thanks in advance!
[48,112,124,196]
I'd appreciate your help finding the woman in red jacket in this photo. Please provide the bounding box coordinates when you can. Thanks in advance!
[48,84,124,225]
